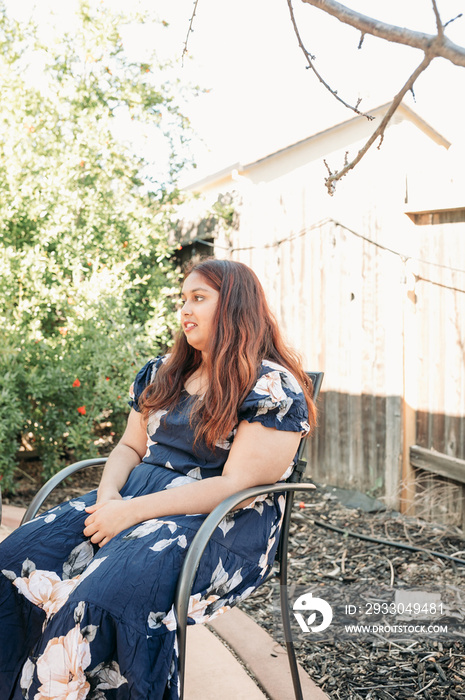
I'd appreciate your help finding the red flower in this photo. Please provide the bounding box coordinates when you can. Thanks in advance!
[77,406,86,415]
[105,377,110,381]
[72,379,81,388]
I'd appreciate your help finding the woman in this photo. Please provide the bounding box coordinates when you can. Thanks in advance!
[0,259,316,700]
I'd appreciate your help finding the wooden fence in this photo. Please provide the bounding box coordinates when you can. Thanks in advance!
[222,216,465,517]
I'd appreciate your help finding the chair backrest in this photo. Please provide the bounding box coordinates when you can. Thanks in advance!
[275,370,324,567]
[292,371,324,477]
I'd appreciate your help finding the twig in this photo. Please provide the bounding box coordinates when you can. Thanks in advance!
[431,0,444,37]
[354,683,415,691]
[444,13,463,30]
[371,632,418,652]
[323,52,433,195]
[286,0,373,120]
[385,556,395,587]
[377,690,397,700]
[414,677,436,695]
[15,467,37,484]
[341,547,347,574]
[182,0,200,66]
[432,660,448,683]
[403,521,414,547]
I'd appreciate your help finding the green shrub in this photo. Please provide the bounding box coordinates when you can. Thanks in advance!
[0,1,191,491]
[0,261,179,491]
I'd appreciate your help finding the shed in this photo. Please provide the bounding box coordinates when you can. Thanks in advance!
[184,103,465,522]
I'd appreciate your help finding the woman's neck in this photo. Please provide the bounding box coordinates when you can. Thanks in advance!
[184,364,209,396]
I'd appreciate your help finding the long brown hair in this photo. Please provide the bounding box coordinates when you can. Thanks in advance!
[140,259,316,448]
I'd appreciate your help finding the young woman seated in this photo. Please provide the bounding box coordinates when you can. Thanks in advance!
[0,258,316,700]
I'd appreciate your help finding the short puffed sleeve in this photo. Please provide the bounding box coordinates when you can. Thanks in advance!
[128,356,166,412]
[237,361,310,435]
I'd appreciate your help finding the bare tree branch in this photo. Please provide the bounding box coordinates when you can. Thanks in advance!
[301,0,465,67]
[182,0,200,67]
[431,0,444,37]
[184,0,464,194]
[324,54,433,195]
[444,13,463,30]
[288,1,465,192]
[287,0,373,119]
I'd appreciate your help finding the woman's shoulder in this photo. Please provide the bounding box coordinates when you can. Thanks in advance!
[147,354,170,378]
[237,359,309,434]
[257,359,305,396]
[136,354,170,384]
[129,355,170,410]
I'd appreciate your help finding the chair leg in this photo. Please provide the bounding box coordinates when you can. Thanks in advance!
[176,617,188,700]
[174,483,316,699]
[279,492,304,700]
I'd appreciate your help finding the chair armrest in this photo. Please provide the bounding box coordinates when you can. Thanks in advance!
[174,481,316,698]
[21,457,108,525]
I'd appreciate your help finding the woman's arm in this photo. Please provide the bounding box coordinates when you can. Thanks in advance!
[84,420,301,547]
[95,408,148,503]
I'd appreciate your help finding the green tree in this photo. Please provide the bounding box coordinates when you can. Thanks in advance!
[0,1,190,489]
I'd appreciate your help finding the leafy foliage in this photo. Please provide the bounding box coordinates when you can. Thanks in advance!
[0,1,190,489]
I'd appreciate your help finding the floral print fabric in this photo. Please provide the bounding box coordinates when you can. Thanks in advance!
[0,359,308,700]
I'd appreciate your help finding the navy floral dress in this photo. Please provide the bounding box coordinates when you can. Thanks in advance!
[0,358,309,700]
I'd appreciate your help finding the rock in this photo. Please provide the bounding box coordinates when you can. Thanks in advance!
[320,485,387,513]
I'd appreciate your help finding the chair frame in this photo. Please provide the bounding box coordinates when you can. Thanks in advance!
[20,371,324,700]
[174,371,323,700]
[21,457,109,525]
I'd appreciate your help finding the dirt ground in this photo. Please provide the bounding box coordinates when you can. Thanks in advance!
[1,460,104,512]
[239,485,465,699]
[3,464,465,699]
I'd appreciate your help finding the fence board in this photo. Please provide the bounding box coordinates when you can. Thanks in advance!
[410,445,465,484]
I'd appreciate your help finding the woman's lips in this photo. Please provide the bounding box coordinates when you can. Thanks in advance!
[183,322,197,332]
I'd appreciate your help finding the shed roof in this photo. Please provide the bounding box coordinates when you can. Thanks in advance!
[185,102,450,192]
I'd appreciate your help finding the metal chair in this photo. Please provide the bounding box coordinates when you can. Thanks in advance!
[21,457,108,525]
[21,371,324,700]
[174,371,323,700]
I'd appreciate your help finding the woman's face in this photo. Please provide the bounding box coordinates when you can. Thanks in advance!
[180,271,220,355]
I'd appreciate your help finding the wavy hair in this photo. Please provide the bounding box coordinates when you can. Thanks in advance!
[139,259,317,449]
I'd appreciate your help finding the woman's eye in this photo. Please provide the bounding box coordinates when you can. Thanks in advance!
[194,295,204,301]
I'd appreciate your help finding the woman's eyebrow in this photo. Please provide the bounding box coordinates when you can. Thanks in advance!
[182,287,210,295]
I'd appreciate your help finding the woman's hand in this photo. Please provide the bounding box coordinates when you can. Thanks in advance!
[84,500,137,547]
[96,488,123,505]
